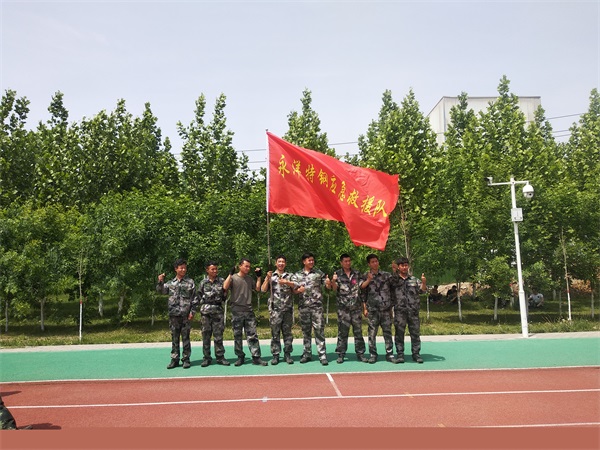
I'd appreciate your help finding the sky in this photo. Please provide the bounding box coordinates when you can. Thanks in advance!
[2,0,599,170]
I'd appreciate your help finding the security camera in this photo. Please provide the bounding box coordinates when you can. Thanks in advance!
[522,183,534,199]
[485,177,493,185]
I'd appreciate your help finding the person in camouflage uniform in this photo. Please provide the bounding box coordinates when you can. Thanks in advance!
[223,258,268,367]
[360,254,396,364]
[292,252,332,366]
[261,255,295,365]
[331,253,368,364]
[391,257,427,363]
[157,258,198,369]
[0,395,17,430]
[197,261,230,367]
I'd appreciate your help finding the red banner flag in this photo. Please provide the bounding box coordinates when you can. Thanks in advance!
[267,132,399,251]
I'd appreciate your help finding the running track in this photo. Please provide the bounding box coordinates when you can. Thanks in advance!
[2,332,599,449]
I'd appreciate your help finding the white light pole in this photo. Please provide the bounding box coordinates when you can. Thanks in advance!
[486,176,534,338]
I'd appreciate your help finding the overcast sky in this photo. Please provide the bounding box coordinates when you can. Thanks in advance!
[2,0,598,169]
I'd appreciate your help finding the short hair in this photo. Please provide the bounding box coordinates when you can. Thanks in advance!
[366,254,378,263]
[275,254,287,262]
[173,258,187,269]
[205,261,218,268]
[239,258,251,266]
[396,257,409,265]
[301,252,314,263]
[339,253,351,262]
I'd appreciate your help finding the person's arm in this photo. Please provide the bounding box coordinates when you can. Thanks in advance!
[223,266,236,292]
[330,272,338,292]
[156,273,168,294]
[261,271,272,293]
[420,273,427,293]
[188,283,198,320]
[254,268,262,292]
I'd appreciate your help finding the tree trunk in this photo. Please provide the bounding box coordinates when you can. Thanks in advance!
[493,297,498,321]
[118,293,125,314]
[457,281,462,322]
[4,298,8,332]
[40,297,46,331]
[98,292,104,318]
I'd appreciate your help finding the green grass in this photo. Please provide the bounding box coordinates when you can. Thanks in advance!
[0,293,598,348]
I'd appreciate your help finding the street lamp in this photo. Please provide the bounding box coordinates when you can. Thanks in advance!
[486,176,534,338]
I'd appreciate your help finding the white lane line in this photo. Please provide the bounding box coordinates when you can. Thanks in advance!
[10,388,599,409]
[326,373,343,397]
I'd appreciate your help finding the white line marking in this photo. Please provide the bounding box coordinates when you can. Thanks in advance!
[2,365,598,385]
[10,388,599,409]
[326,373,343,397]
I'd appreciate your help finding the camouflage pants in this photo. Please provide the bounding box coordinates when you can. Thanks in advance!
[270,308,294,357]
[201,312,225,360]
[231,311,262,359]
[366,308,394,357]
[335,307,366,357]
[0,397,17,430]
[393,306,421,356]
[298,306,327,359]
[169,315,192,362]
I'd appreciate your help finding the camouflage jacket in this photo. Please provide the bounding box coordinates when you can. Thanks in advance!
[198,276,226,315]
[362,270,393,311]
[156,276,197,317]
[334,268,363,310]
[267,271,294,312]
[293,268,327,309]
[391,273,424,309]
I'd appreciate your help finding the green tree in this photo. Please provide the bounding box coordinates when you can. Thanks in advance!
[0,90,35,208]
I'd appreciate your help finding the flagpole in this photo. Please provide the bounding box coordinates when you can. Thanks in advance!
[265,129,271,267]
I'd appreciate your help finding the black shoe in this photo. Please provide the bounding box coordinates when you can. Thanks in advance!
[216,359,230,366]
[357,355,369,363]
[271,357,279,365]
[300,355,312,364]
[386,355,398,364]
[284,354,294,364]
[320,358,329,366]
[336,355,344,364]
[234,358,245,367]
[412,354,423,363]
[396,354,405,363]
[182,360,191,369]
[167,359,179,369]
[200,359,211,367]
[252,357,268,366]
[368,355,377,364]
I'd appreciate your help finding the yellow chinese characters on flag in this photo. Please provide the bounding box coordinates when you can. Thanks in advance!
[267,132,399,251]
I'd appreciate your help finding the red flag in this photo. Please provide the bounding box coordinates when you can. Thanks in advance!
[267,132,399,251]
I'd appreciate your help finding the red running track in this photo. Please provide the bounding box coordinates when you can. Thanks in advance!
[3,366,599,429]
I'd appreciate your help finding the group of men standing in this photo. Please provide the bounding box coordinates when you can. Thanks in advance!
[156,252,427,370]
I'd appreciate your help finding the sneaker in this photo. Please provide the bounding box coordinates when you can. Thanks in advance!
[200,359,211,367]
[252,357,268,366]
[300,355,312,364]
[271,357,279,365]
[320,358,329,366]
[336,355,344,364]
[386,355,397,364]
[368,355,377,364]
[216,359,230,366]
[284,354,294,364]
[412,354,423,363]
[234,357,245,367]
[357,355,369,363]
[182,360,191,369]
[396,354,405,363]
[167,359,179,369]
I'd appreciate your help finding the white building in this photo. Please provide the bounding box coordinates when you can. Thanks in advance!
[427,96,542,145]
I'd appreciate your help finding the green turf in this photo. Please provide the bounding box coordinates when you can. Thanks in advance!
[1,336,598,383]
